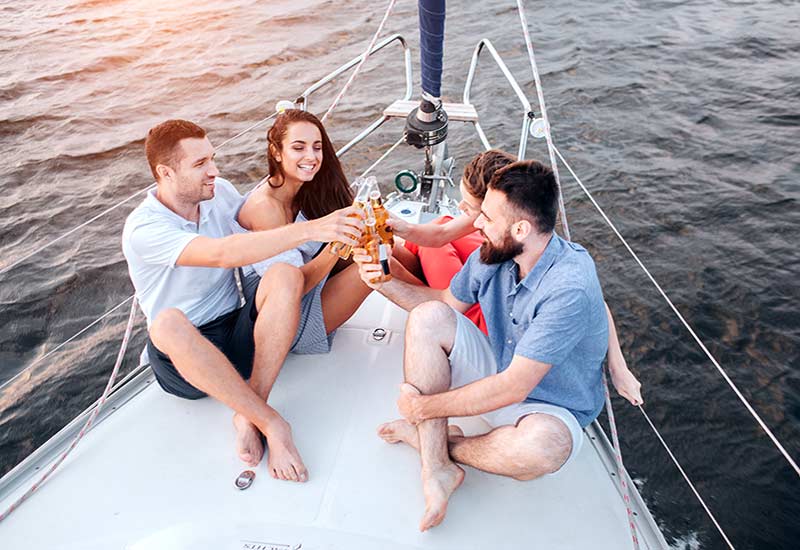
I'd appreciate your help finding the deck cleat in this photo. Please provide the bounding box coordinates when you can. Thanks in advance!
[235,470,256,490]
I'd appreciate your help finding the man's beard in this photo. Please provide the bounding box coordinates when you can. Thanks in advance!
[479,229,523,264]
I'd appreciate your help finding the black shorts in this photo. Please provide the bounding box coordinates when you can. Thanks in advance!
[148,274,260,400]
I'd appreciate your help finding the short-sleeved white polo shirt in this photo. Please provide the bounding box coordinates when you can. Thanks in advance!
[122,177,245,328]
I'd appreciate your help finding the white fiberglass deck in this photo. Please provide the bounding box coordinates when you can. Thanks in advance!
[0,294,664,549]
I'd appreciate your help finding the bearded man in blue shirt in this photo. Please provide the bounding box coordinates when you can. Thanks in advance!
[354,159,609,532]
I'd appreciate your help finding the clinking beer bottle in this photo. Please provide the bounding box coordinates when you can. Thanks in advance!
[330,179,371,259]
[362,216,392,283]
[369,189,394,246]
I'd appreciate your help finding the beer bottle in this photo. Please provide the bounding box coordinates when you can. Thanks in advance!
[330,179,370,259]
[369,189,394,246]
[362,216,391,283]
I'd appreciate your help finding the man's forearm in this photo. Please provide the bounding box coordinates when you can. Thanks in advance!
[220,223,311,268]
[421,372,525,420]
[379,277,447,311]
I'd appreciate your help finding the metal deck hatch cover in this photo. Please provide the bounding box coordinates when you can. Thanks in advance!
[235,470,255,490]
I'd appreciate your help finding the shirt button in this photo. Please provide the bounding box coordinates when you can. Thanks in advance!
[507,339,512,344]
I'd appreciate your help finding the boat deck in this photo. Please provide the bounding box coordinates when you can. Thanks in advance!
[0,294,665,549]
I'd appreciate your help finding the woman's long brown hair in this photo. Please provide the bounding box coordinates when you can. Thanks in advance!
[266,109,353,220]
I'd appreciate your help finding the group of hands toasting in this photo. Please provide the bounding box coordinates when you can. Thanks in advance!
[311,175,397,286]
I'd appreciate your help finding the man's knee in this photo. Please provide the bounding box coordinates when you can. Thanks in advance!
[149,308,192,351]
[511,415,572,480]
[258,263,304,301]
[407,301,456,343]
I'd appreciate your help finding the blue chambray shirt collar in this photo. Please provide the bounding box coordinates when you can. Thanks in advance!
[506,233,563,295]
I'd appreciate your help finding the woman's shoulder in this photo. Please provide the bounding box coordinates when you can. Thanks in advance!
[239,190,287,231]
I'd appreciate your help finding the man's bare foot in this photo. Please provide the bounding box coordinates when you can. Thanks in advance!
[233,413,264,467]
[263,417,308,483]
[378,419,463,451]
[420,463,465,531]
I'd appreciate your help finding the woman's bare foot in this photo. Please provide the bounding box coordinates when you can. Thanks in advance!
[377,419,464,450]
[263,416,308,483]
[420,462,465,531]
[233,413,264,467]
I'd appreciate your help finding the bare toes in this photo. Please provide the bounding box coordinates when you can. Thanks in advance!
[420,508,446,532]
[377,422,400,443]
[233,414,264,466]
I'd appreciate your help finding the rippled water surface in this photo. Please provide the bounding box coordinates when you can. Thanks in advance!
[1,0,798,548]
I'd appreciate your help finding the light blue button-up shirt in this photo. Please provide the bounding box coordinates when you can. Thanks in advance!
[450,233,609,427]
[122,177,244,327]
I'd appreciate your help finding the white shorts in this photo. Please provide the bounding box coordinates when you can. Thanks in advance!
[448,310,584,474]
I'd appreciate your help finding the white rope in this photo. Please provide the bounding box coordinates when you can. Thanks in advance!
[0,298,138,523]
[602,372,640,550]
[321,0,398,123]
[359,136,406,178]
[638,405,736,549]
[515,0,571,241]
[553,145,800,479]
[0,295,135,394]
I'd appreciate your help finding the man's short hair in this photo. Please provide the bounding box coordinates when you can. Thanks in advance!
[145,119,206,181]
[489,160,558,234]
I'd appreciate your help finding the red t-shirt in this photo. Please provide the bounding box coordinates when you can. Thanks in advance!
[404,216,487,335]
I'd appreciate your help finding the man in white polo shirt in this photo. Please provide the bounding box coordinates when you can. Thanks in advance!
[122,119,363,483]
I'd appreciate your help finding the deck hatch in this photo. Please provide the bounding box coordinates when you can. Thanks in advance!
[234,470,255,490]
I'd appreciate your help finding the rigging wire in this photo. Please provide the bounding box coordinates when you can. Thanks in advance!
[215,111,278,150]
[0,0,394,279]
[638,405,736,549]
[515,0,571,241]
[554,144,800,480]
[0,299,138,523]
[0,188,153,277]
[359,135,406,178]
[514,2,639,547]
[321,0,398,122]
[0,111,279,278]
[0,295,135,394]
